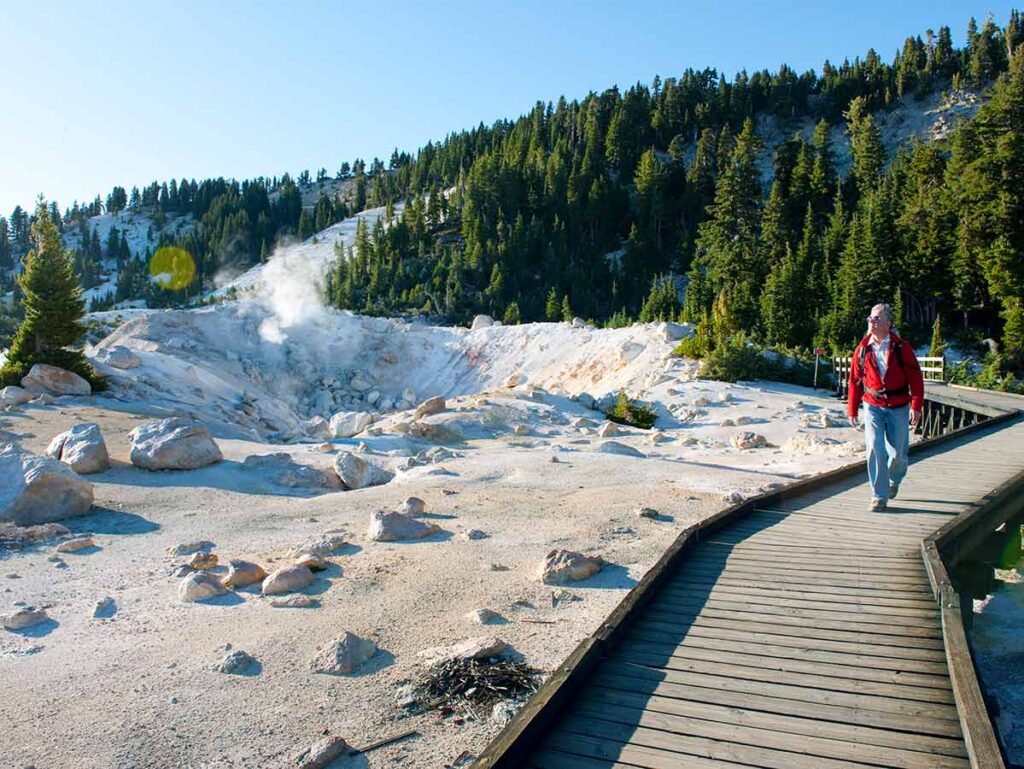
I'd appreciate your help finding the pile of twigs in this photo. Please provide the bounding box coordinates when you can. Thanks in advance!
[412,657,540,719]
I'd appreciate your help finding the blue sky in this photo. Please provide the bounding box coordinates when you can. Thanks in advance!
[1,0,1017,217]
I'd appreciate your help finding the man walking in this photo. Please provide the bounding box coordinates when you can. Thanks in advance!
[847,303,924,511]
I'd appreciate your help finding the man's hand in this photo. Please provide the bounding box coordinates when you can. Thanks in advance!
[848,415,859,428]
[910,408,922,428]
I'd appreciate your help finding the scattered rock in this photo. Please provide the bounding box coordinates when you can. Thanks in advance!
[222,560,268,588]
[0,386,33,406]
[287,533,347,559]
[295,735,350,769]
[414,396,446,419]
[635,506,659,520]
[292,553,329,571]
[598,441,645,458]
[571,417,596,429]
[187,552,218,570]
[2,606,49,630]
[467,608,502,624]
[692,396,709,407]
[334,451,394,490]
[571,316,587,328]
[513,424,529,436]
[21,364,91,396]
[471,314,494,330]
[730,432,768,450]
[0,446,94,525]
[311,632,378,675]
[270,595,320,609]
[92,597,116,618]
[102,346,141,369]
[128,418,222,471]
[241,453,341,490]
[597,421,618,438]
[819,411,837,428]
[723,491,745,504]
[460,529,489,541]
[420,636,507,663]
[55,535,95,553]
[328,410,373,438]
[45,423,109,474]
[217,649,259,675]
[660,321,691,342]
[492,701,521,726]
[368,510,441,542]
[178,572,228,603]
[551,588,581,606]
[489,563,510,572]
[538,549,605,584]
[397,496,426,516]
[720,418,736,427]
[168,541,214,557]
[735,415,754,426]
[261,565,316,595]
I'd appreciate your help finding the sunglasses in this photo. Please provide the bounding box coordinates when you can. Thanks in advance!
[867,316,888,323]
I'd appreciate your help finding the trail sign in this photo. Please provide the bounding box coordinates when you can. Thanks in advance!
[814,347,826,356]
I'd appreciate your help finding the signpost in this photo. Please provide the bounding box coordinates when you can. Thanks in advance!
[813,347,826,390]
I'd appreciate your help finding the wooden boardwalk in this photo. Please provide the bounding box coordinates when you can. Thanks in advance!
[478,387,1024,769]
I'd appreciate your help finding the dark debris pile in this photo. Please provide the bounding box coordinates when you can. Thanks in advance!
[411,657,541,719]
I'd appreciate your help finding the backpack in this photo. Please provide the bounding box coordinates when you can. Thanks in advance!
[857,336,908,399]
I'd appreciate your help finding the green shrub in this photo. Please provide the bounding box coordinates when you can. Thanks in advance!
[701,333,815,386]
[606,390,657,429]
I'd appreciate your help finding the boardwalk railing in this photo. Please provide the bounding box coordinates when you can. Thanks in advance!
[833,355,946,400]
[473,389,1021,769]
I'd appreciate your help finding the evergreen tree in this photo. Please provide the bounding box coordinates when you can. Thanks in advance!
[502,301,522,325]
[560,294,573,322]
[545,286,560,321]
[1,201,102,388]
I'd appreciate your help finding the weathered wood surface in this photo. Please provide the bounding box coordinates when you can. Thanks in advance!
[475,391,1023,769]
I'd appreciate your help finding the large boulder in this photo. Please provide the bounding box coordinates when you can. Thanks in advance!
[414,396,446,419]
[46,423,109,474]
[328,410,373,438]
[538,549,605,585]
[0,447,93,525]
[598,441,646,458]
[471,314,495,330]
[21,364,91,396]
[367,510,441,542]
[178,572,228,603]
[0,386,33,406]
[241,453,340,490]
[334,451,394,490]
[102,346,141,370]
[128,417,222,470]
[311,631,378,675]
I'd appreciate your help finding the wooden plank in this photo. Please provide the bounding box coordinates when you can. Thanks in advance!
[697,539,926,562]
[556,715,882,769]
[574,697,970,768]
[673,562,934,591]
[530,746,643,769]
[599,661,962,723]
[633,614,947,655]
[644,604,943,640]
[540,730,749,769]
[591,670,963,738]
[613,648,955,703]
[678,572,939,604]
[627,625,950,673]
[706,532,917,555]
[618,639,953,690]
[681,550,931,578]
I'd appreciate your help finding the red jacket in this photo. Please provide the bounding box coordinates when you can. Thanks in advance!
[847,331,924,417]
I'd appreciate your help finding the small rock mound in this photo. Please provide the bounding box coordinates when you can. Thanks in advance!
[311,631,378,675]
[538,549,605,584]
[178,572,228,603]
[129,418,222,471]
[2,606,50,630]
[261,565,315,596]
[217,649,259,675]
[328,410,373,438]
[222,560,267,588]
[241,453,340,490]
[397,496,426,516]
[295,735,349,769]
[598,441,645,458]
[46,423,109,474]
[414,396,446,419]
[367,510,441,542]
[730,432,768,450]
[334,451,394,490]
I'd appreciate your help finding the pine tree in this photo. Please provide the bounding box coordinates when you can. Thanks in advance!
[1,201,102,388]
[929,314,946,358]
[545,286,560,321]
[502,301,522,325]
[561,294,573,322]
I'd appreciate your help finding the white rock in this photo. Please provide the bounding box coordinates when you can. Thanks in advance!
[304,416,330,438]
[471,314,495,329]
[598,441,645,458]
[241,453,341,489]
[538,549,605,584]
[365,390,380,405]
[261,564,316,595]
[571,317,587,328]
[311,631,378,675]
[188,551,218,570]
[92,597,116,618]
[420,636,508,663]
[270,595,320,609]
[660,321,692,342]
[334,451,394,490]
[168,540,214,557]
[731,432,768,450]
[0,386,33,406]
[221,560,268,588]
[45,423,109,474]
[635,507,659,519]
[0,447,93,525]
[328,410,373,438]
[467,608,502,624]
[296,735,350,769]
[103,346,141,369]
[21,364,91,396]
[367,510,441,542]
[735,415,754,426]
[55,535,95,553]
[720,418,736,427]
[2,606,50,630]
[819,411,837,428]
[414,396,446,419]
[178,572,228,603]
[128,418,222,471]
[597,421,618,438]
[723,491,745,504]
[397,496,426,516]
[287,533,348,559]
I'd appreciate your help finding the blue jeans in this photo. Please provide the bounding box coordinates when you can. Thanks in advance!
[863,403,910,502]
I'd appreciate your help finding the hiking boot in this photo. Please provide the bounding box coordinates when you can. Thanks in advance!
[869,498,887,512]
[889,482,900,499]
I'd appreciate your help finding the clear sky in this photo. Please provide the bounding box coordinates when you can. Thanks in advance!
[1,0,1017,217]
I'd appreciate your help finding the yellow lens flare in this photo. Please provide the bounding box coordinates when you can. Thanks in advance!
[149,247,195,291]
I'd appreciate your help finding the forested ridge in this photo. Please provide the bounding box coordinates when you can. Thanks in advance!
[1,11,1022,378]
